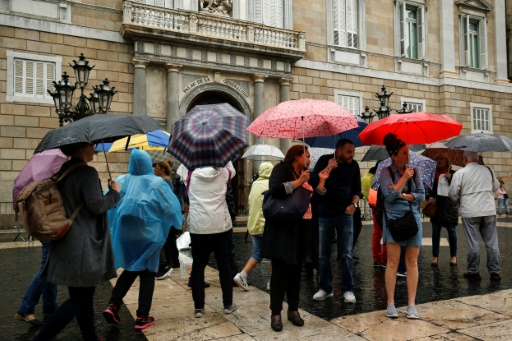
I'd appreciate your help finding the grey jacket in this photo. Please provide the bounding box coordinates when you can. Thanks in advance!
[42,158,120,287]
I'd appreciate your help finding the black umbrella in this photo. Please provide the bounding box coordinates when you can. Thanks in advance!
[35,114,165,178]
[445,133,512,152]
[362,144,426,162]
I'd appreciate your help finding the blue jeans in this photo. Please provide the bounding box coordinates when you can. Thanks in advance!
[432,222,457,258]
[497,198,510,214]
[318,214,354,293]
[17,241,58,316]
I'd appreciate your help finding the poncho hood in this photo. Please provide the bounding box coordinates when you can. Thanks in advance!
[128,149,153,175]
[258,162,273,179]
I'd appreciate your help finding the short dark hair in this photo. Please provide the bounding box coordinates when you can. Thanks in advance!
[284,145,308,165]
[60,142,90,157]
[335,138,354,150]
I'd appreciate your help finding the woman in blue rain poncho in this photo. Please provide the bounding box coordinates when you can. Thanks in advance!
[102,149,183,330]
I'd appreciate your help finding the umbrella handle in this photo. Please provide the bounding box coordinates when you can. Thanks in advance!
[101,139,112,180]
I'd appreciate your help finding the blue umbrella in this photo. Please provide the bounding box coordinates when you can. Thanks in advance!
[301,116,367,148]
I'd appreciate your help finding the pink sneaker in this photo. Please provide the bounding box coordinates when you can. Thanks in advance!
[134,316,155,329]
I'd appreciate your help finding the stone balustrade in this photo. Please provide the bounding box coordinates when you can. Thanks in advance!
[122,1,306,57]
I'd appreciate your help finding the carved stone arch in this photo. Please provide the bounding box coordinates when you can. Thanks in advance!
[179,82,252,118]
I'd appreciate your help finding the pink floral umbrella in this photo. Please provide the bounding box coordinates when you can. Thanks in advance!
[246,99,358,139]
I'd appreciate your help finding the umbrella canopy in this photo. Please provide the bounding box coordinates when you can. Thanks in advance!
[168,103,250,170]
[421,141,484,167]
[242,144,284,161]
[97,130,170,152]
[35,114,165,153]
[445,133,512,152]
[13,149,69,204]
[358,112,462,145]
[362,144,426,162]
[246,99,358,139]
[372,150,436,193]
[302,115,367,148]
[308,147,335,170]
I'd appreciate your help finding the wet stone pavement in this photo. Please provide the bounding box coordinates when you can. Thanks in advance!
[1,217,512,340]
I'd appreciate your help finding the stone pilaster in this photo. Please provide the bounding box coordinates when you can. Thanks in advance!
[439,1,457,78]
[165,63,182,132]
[132,58,149,115]
[253,74,267,145]
[279,76,293,152]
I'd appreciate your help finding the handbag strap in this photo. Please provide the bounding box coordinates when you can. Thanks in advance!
[383,166,413,223]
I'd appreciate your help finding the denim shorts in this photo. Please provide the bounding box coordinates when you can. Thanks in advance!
[250,234,264,263]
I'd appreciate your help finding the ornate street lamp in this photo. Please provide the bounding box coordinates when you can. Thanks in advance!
[48,54,117,126]
[359,85,412,123]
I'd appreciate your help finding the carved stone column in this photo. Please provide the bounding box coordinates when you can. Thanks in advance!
[165,63,182,132]
[279,76,293,152]
[132,58,149,115]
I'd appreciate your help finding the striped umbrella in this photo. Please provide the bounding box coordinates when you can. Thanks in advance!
[168,103,250,170]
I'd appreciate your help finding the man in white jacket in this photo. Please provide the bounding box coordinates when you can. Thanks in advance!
[181,161,238,318]
[449,151,501,281]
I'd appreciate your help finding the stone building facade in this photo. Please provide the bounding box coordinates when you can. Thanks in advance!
[0,0,511,212]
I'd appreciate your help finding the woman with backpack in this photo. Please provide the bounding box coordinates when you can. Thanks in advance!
[34,142,121,341]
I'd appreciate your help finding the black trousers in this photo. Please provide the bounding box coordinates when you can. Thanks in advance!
[190,230,233,309]
[161,227,180,268]
[34,286,96,341]
[110,270,156,317]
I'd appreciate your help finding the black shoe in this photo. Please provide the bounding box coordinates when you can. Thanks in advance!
[188,278,211,288]
[490,272,501,281]
[134,316,154,330]
[287,310,304,327]
[15,313,44,327]
[463,272,481,280]
[156,265,173,280]
[271,314,283,332]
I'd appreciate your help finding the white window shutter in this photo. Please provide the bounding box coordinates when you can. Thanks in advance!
[479,18,487,69]
[14,60,24,95]
[26,61,34,96]
[35,62,44,96]
[339,0,346,47]
[333,0,340,45]
[417,6,425,59]
[47,63,55,95]
[276,0,284,28]
[464,15,470,66]
[399,1,405,57]
[164,0,173,8]
[254,0,263,23]
[154,0,164,7]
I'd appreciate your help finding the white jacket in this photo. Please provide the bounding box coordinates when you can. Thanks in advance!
[184,162,236,234]
[449,162,499,218]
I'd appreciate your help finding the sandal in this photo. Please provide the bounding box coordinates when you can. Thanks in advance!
[431,258,438,267]
[450,258,457,266]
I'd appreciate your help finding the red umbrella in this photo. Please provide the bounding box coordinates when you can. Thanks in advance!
[246,99,358,139]
[358,112,462,145]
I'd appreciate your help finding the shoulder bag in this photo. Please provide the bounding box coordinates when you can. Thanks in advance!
[384,169,419,242]
[262,186,311,222]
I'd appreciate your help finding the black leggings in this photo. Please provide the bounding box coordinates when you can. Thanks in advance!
[110,270,156,318]
[34,286,96,341]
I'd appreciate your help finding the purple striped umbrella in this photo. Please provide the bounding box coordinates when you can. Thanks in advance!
[168,103,250,170]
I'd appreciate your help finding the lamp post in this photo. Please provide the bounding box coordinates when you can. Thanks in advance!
[48,54,117,126]
[359,85,412,123]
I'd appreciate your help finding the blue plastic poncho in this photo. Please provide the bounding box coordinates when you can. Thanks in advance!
[107,149,183,272]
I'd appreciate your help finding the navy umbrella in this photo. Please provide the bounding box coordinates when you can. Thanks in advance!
[362,144,426,162]
[301,116,367,148]
[168,103,250,170]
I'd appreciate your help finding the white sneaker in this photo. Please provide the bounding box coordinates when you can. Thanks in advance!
[233,273,249,291]
[267,279,270,291]
[313,289,333,301]
[343,291,356,304]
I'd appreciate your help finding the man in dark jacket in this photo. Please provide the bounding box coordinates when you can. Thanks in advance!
[310,139,361,304]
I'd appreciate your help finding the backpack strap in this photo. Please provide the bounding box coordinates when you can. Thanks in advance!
[55,162,87,221]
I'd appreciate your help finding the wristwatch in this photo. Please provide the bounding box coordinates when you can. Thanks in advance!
[351,202,359,208]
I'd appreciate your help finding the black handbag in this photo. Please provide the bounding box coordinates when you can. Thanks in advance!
[384,177,419,242]
[262,186,311,222]
[504,193,509,200]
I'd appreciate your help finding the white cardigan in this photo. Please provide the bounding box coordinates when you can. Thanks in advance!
[449,162,499,218]
[183,162,236,235]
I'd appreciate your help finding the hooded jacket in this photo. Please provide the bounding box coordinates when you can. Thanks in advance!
[108,149,183,271]
[185,161,236,234]
[247,162,273,235]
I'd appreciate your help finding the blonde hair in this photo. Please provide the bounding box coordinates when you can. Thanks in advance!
[435,152,452,169]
